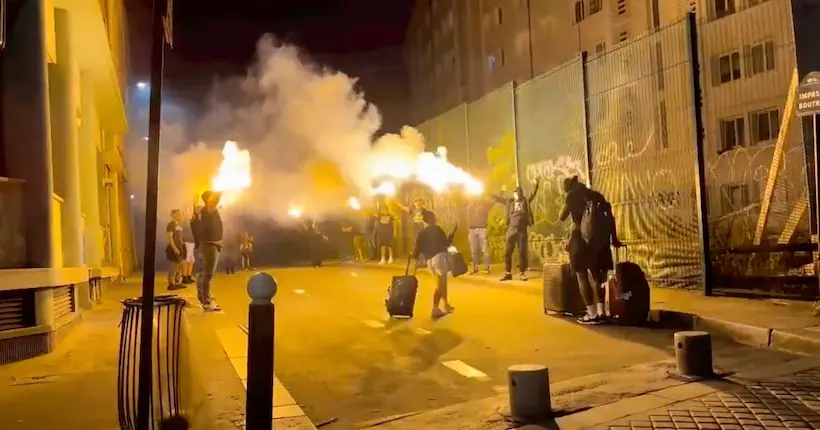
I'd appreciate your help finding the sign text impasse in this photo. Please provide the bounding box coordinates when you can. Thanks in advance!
[798,71,820,117]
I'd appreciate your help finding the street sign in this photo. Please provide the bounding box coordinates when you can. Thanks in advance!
[797,71,820,117]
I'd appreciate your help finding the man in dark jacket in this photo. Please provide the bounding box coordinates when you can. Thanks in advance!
[500,180,540,282]
[192,191,223,311]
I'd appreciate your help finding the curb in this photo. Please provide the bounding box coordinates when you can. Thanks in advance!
[650,309,820,356]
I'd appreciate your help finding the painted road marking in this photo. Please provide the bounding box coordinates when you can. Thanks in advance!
[442,360,491,381]
[293,289,306,295]
[362,319,385,329]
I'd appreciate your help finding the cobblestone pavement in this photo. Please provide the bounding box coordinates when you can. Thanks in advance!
[608,369,820,429]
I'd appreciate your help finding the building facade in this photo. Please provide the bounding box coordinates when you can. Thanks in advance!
[0,0,133,363]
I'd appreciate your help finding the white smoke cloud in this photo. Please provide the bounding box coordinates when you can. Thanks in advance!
[126,36,425,223]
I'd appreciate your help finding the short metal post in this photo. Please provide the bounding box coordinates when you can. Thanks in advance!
[246,272,277,430]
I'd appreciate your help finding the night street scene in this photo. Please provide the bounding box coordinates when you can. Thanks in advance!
[5,0,820,429]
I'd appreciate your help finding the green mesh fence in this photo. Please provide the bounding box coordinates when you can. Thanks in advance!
[586,19,702,288]
[515,57,586,268]
[466,84,517,262]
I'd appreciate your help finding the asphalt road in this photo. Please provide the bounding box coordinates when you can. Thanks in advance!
[207,263,794,429]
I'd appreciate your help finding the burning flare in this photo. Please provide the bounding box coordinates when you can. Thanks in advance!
[211,141,251,206]
[288,206,303,219]
[348,197,361,210]
[371,182,397,197]
[369,142,483,196]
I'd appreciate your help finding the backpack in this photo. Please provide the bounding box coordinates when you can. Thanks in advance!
[580,194,612,245]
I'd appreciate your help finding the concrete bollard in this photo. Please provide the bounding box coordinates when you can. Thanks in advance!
[508,364,551,423]
[674,331,714,378]
[246,272,278,430]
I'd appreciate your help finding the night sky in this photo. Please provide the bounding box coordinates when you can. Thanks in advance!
[126,0,415,104]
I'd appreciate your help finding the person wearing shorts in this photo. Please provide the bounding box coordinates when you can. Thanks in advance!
[413,211,457,319]
[181,241,195,283]
[376,205,395,264]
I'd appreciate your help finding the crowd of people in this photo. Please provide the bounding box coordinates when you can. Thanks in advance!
[163,177,621,324]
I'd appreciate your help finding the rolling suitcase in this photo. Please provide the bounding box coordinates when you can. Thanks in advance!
[543,263,585,316]
[606,246,650,326]
[386,256,419,318]
[448,249,468,278]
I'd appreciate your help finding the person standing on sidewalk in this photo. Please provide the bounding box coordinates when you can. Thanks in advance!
[467,193,505,275]
[560,176,622,325]
[499,180,540,282]
[165,209,186,291]
[240,232,254,270]
[194,191,223,311]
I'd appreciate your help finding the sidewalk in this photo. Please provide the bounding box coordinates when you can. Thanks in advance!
[559,356,820,429]
[355,354,820,429]
[361,261,820,355]
[0,277,254,430]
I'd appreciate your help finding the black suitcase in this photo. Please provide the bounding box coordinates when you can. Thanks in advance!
[386,256,419,318]
[606,246,650,326]
[543,263,586,316]
[448,251,468,278]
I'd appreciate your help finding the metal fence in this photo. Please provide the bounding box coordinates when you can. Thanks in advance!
[406,0,815,297]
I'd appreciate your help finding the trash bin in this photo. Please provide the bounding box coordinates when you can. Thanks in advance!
[117,295,188,430]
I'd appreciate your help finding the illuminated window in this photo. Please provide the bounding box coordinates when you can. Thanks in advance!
[750,108,780,144]
[719,116,745,152]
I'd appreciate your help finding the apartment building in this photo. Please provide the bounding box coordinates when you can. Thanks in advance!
[0,0,133,363]
[696,0,805,242]
[406,0,809,242]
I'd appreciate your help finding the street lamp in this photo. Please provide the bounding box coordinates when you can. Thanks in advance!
[136,81,148,90]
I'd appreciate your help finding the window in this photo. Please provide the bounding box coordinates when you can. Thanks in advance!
[619,31,628,43]
[659,100,669,149]
[651,0,660,28]
[714,0,736,18]
[501,48,506,67]
[751,108,780,144]
[719,117,745,152]
[488,54,497,72]
[496,7,503,25]
[718,52,741,83]
[595,42,606,55]
[748,41,775,75]
[574,1,584,23]
[721,183,753,214]
[617,0,627,15]
[590,0,603,14]
[655,42,665,90]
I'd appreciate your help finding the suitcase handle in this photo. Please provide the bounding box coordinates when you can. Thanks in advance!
[405,255,418,276]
